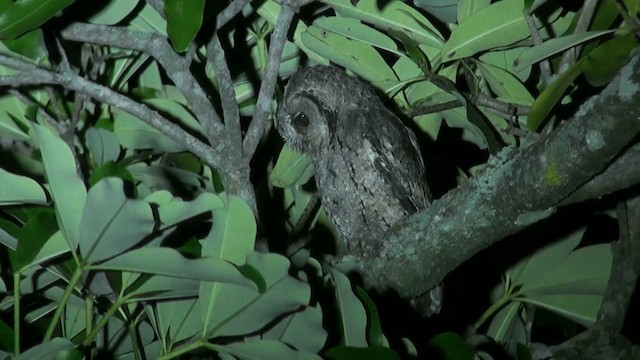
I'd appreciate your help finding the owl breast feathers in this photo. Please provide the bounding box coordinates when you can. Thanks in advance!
[276,65,431,246]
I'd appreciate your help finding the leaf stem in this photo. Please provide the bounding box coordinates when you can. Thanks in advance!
[82,296,125,346]
[13,272,20,355]
[44,267,83,341]
[473,293,514,330]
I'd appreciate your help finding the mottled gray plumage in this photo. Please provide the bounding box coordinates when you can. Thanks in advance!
[276,65,431,245]
[276,66,441,315]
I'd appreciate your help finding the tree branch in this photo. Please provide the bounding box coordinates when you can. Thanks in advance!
[59,23,225,148]
[0,54,223,172]
[243,0,313,158]
[333,52,640,300]
[206,34,241,140]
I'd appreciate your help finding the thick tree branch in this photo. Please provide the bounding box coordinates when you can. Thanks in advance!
[333,52,640,300]
[561,143,640,205]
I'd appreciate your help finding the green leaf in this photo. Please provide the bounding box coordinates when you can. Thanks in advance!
[487,302,525,343]
[0,28,47,60]
[201,194,256,264]
[129,2,167,34]
[313,16,402,57]
[457,0,491,23]
[514,30,616,72]
[145,98,203,135]
[509,228,611,326]
[14,338,75,360]
[155,298,201,345]
[324,0,444,50]
[125,274,199,301]
[79,177,154,262]
[479,47,531,82]
[86,127,121,165]
[430,74,504,153]
[0,167,47,205]
[355,287,385,347]
[414,0,458,24]
[331,269,368,347]
[128,163,204,195]
[33,124,87,250]
[94,247,254,286]
[301,22,399,90]
[88,161,135,188]
[526,60,583,131]
[271,145,314,188]
[152,191,224,230]
[16,209,58,270]
[164,0,205,53]
[219,340,323,360]
[429,332,476,360]
[262,305,328,353]
[200,252,310,337]
[441,0,529,61]
[476,61,534,104]
[325,346,401,360]
[510,228,584,286]
[88,0,140,25]
[0,0,75,39]
[582,33,639,87]
[113,108,185,153]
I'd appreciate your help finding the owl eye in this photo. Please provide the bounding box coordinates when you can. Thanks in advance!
[293,112,309,127]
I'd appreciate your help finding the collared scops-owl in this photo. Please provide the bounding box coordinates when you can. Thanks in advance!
[276,66,441,315]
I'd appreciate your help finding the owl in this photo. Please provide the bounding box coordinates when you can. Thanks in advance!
[276,65,431,246]
[276,65,441,315]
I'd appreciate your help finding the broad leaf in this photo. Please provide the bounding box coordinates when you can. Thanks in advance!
[33,124,87,250]
[79,177,154,262]
[218,340,322,360]
[514,30,616,72]
[271,145,314,188]
[325,0,444,50]
[262,305,327,353]
[0,167,47,205]
[0,0,74,39]
[164,0,205,53]
[441,0,529,61]
[582,33,639,87]
[14,338,75,360]
[301,22,399,90]
[94,247,254,287]
[88,0,140,25]
[200,252,310,337]
[113,108,184,153]
[331,269,368,347]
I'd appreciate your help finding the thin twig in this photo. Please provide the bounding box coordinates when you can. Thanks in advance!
[524,11,551,82]
[559,0,599,73]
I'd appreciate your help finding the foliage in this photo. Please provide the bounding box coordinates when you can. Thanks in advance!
[0,0,638,359]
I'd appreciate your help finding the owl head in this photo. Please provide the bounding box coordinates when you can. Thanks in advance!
[276,66,377,156]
